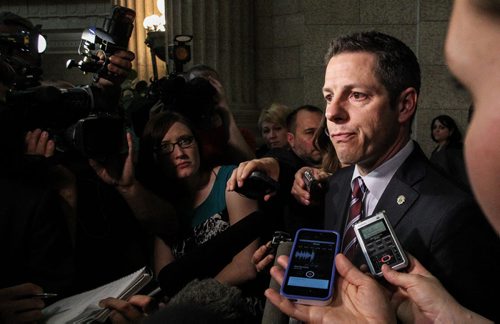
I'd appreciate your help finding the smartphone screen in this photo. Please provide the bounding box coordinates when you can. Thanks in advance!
[280,229,339,304]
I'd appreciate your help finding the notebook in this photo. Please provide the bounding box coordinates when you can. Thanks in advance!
[42,267,152,323]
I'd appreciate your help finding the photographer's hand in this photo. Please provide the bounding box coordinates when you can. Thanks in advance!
[89,132,136,189]
[25,129,55,157]
[207,76,229,113]
[96,50,135,88]
[90,132,179,236]
[208,75,256,162]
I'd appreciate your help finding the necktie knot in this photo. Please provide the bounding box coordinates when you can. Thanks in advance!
[352,176,366,201]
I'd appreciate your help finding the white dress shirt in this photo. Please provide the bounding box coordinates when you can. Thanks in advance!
[352,140,414,217]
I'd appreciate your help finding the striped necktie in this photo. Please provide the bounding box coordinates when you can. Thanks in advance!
[342,176,366,259]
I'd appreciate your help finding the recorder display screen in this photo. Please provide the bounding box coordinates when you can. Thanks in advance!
[360,219,387,240]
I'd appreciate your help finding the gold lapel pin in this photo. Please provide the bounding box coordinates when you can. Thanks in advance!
[397,195,406,205]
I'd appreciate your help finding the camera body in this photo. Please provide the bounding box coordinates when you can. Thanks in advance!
[66,6,135,76]
[5,85,125,160]
[0,22,45,89]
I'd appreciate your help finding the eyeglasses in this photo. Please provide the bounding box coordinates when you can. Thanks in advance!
[155,135,195,154]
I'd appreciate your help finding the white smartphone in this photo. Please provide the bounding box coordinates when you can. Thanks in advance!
[354,211,408,276]
[280,228,340,306]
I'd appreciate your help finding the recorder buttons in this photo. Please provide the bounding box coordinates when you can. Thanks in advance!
[380,254,392,263]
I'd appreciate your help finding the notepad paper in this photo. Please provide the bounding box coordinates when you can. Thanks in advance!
[42,267,152,323]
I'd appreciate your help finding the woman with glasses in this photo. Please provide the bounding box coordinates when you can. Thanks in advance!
[91,110,261,322]
[134,110,258,282]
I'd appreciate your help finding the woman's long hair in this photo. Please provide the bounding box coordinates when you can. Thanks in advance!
[314,116,341,173]
[137,111,207,198]
[430,114,463,148]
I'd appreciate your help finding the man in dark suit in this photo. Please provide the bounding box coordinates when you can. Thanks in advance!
[321,31,498,320]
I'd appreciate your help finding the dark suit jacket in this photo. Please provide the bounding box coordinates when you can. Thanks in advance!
[324,142,500,321]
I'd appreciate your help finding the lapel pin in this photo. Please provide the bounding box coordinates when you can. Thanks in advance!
[397,195,406,205]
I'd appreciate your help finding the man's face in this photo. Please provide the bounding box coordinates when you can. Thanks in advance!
[323,52,405,175]
[445,0,500,233]
[288,110,323,165]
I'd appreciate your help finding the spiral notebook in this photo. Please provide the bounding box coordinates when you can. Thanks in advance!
[42,267,152,323]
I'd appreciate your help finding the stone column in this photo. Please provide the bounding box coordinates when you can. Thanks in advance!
[166,0,258,131]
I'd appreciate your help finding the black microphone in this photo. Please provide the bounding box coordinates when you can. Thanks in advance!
[158,211,267,297]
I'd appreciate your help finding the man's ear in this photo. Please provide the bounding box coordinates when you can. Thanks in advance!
[397,87,418,124]
[287,132,295,148]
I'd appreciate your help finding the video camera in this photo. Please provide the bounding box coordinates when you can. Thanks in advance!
[66,6,135,79]
[156,75,218,130]
[5,85,125,160]
[0,9,131,160]
[0,19,46,89]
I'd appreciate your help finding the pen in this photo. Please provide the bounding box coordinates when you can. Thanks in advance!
[31,293,58,299]
[147,287,162,297]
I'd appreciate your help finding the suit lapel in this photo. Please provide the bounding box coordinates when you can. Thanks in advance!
[324,166,353,232]
[374,143,427,226]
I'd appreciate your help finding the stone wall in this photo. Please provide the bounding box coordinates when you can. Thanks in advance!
[1,1,470,155]
[255,0,471,156]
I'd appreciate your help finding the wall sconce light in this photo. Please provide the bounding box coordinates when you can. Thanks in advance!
[143,0,166,81]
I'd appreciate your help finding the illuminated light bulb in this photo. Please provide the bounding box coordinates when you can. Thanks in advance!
[157,0,165,15]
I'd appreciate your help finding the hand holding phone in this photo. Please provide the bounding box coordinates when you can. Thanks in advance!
[302,169,325,202]
[280,228,340,306]
[234,170,279,200]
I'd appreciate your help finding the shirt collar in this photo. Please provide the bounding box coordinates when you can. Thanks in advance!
[352,140,414,201]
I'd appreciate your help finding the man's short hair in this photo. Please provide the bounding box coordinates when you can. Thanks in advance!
[324,31,421,107]
[185,64,219,81]
[286,105,323,134]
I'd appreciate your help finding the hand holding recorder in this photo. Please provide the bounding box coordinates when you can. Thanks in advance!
[227,157,280,201]
[292,167,329,206]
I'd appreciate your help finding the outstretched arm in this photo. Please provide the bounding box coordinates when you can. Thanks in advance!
[89,132,179,237]
[226,157,280,201]
[208,76,255,162]
[213,189,259,285]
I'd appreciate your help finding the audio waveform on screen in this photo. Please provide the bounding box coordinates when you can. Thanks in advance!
[295,250,315,262]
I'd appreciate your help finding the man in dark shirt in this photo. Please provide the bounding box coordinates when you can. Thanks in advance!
[229,105,324,236]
